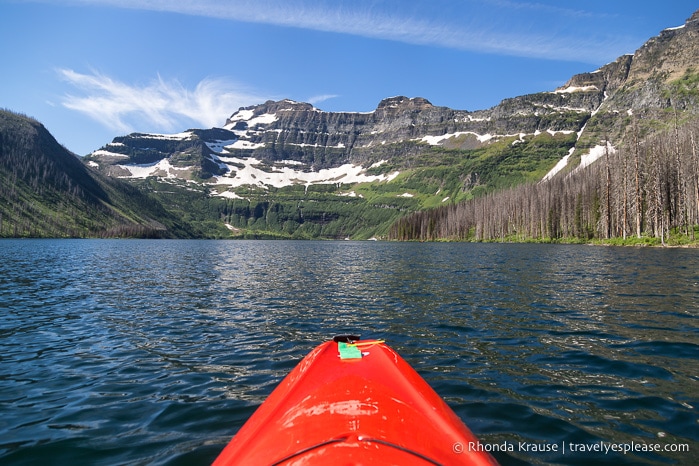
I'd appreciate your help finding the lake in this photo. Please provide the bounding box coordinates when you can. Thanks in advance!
[0,240,697,465]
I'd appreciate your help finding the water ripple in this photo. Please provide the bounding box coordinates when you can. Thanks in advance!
[0,240,697,465]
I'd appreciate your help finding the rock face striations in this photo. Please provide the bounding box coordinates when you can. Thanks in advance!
[85,9,699,190]
[86,91,591,188]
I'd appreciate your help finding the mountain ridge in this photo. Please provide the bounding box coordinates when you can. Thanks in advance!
[86,6,699,192]
[0,109,195,238]
[2,9,698,240]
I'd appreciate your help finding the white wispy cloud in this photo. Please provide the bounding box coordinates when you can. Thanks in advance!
[58,68,267,133]
[307,94,340,106]
[38,0,636,63]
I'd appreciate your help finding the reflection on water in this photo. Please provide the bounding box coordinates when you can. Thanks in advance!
[0,240,697,465]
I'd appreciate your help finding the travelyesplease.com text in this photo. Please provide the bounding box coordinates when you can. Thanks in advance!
[453,440,689,455]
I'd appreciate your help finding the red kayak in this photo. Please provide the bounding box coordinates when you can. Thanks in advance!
[214,336,498,465]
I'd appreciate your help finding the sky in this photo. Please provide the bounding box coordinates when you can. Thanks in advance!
[1,1,696,155]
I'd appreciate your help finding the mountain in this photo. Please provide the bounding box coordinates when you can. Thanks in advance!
[5,9,697,240]
[0,110,195,238]
[82,10,699,240]
[86,94,591,193]
[559,9,699,170]
[84,75,598,238]
[390,11,699,244]
[87,11,698,187]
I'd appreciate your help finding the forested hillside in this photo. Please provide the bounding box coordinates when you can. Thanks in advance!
[389,119,699,245]
[3,10,698,241]
[389,12,699,245]
[0,110,194,238]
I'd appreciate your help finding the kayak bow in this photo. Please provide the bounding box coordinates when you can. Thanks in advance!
[214,336,498,465]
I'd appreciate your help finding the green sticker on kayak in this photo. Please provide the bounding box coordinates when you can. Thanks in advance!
[338,342,362,359]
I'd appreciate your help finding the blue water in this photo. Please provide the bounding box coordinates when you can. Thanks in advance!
[0,240,697,465]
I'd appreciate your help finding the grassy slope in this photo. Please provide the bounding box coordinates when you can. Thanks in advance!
[0,110,195,238]
[137,131,576,239]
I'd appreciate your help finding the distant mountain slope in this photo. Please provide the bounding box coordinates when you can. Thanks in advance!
[86,10,698,197]
[0,110,194,237]
[80,9,699,240]
[86,93,590,194]
[388,11,699,244]
[555,9,699,174]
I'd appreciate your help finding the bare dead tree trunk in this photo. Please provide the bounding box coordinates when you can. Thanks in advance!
[622,146,629,240]
[633,118,643,238]
[672,103,686,234]
[604,139,612,239]
[648,141,662,239]
[691,131,699,240]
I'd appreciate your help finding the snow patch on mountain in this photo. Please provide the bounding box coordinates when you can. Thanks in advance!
[118,158,195,179]
[224,111,277,129]
[541,129,575,136]
[542,147,575,181]
[219,191,245,200]
[211,156,399,192]
[247,113,278,127]
[226,109,254,123]
[339,191,362,198]
[205,139,237,153]
[134,131,194,141]
[544,142,617,181]
[552,85,599,94]
[229,140,265,150]
[419,131,494,145]
[664,24,686,31]
[286,142,347,149]
[91,149,129,158]
[578,143,616,170]
[420,128,575,147]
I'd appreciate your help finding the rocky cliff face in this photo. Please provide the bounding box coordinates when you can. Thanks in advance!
[220,92,594,165]
[627,11,699,84]
[87,128,236,179]
[85,8,699,188]
[87,90,591,185]
[558,9,699,161]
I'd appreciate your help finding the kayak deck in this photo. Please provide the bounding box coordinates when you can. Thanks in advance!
[214,337,497,465]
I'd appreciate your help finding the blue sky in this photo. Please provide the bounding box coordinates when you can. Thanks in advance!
[1,1,696,155]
